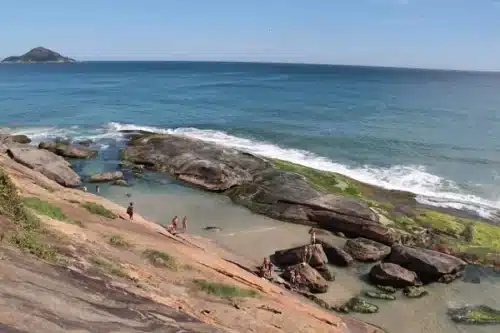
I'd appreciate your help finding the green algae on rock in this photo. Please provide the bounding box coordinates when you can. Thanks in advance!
[376,285,397,294]
[449,305,500,325]
[343,297,379,314]
[403,286,428,298]
[364,291,396,300]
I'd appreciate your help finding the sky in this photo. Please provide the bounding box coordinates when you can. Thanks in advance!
[1,0,500,71]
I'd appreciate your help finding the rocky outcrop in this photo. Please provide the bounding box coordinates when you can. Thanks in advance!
[385,245,467,283]
[344,238,391,262]
[6,146,81,187]
[282,263,329,294]
[403,286,428,298]
[271,244,328,268]
[449,305,500,325]
[339,298,379,314]
[121,133,401,245]
[315,265,336,281]
[316,236,353,266]
[38,141,97,159]
[2,47,76,63]
[369,263,419,288]
[0,134,31,144]
[89,171,124,183]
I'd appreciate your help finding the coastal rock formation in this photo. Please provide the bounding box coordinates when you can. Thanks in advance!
[271,244,328,268]
[282,263,329,294]
[344,238,391,262]
[315,265,336,281]
[369,263,419,288]
[0,134,31,144]
[121,133,403,245]
[38,141,97,159]
[403,286,428,298]
[340,297,379,314]
[6,146,81,187]
[89,171,124,183]
[316,238,354,267]
[385,245,467,283]
[2,47,76,63]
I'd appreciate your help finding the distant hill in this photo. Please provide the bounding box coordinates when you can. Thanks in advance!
[2,47,75,63]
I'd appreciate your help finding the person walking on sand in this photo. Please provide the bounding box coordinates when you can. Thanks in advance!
[181,216,188,232]
[126,202,134,220]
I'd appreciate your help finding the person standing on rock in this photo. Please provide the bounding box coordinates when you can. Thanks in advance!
[126,202,134,220]
[167,216,180,233]
[181,216,188,233]
[310,229,316,245]
[290,269,296,286]
[302,246,309,264]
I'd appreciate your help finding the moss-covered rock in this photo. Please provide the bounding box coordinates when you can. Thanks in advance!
[403,286,428,298]
[376,285,397,293]
[449,305,500,325]
[364,291,396,300]
[343,297,379,314]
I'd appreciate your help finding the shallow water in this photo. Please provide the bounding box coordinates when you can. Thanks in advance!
[98,178,500,333]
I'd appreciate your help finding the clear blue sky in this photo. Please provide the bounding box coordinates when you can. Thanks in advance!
[1,0,500,71]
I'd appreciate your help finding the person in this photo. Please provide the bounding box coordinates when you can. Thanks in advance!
[268,261,274,277]
[260,258,270,278]
[302,246,309,264]
[82,186,87,192]
[126,202,134,220]
[295,272,303,286]
[310,229,316,244]
[95,185,100,194]
[167,216,179,233]
[289,269,296,285]
[181,216,188,232]
[307,245,314,262]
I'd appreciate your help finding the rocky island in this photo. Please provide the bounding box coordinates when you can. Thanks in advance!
[2,47,75,63]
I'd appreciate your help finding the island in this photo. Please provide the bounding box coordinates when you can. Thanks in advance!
[1,46,75,63]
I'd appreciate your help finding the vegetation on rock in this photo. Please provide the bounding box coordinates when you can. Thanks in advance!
[22,197,83,227]
[81,201,117,219]
[449,305,500,325]
[109,235,132,248]
[193,279,258,298]
[143,249,178,270]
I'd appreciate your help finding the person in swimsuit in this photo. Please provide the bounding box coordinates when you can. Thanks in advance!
[95,185,100,194]
[167,216,179,233]
[181,216,188,232]
[310,229,316,244]
[126,202,134,220]
[289,269,296,285]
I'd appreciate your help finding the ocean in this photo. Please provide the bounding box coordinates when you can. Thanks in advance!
[1,61,500,220]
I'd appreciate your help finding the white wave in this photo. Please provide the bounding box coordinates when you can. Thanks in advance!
[104,122,500,220]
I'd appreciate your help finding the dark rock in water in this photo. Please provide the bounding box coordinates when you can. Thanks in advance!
[111,179,129,187]
[369,263,419,288]
[315,234,353,267]
[271,244,328,268]
[364,291,396,300]
[448,305,500,325]
[39,141,97,159]
[385,245,467,283]
[375,285,397,294]
[2,46,75,63]
[281,263,329,294]
[203,226,222,232]
[344,238,391,262]
[75,139,93,147]
[438,272,463,284]
[89,171,124,183]
[403,286,428,298]
[315,265,336,281]
[343,297,379,314]
[297,290,332,310]
[6,146,81,187]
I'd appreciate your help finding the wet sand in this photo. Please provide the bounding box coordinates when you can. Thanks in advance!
[100,180,500,333]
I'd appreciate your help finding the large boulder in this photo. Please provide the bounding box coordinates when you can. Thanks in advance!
[315,265,336,281]
[39,141,97,159]
[385,245,467,283]
[369,263,419,288]
[0,134,31,144]
[271,244,328,268]
[344,238,391,262]
[121,134,272,191]
[7,146,81,187]
[89,171,124,183]
[281,263,329,294]
[315,234,354,267]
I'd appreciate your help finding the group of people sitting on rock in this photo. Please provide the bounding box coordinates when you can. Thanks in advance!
[259,257,274,278]
[165,215,188,234]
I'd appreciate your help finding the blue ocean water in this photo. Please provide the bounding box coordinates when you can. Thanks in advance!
[1,61,499,220]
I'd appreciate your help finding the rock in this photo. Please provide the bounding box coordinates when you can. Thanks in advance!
[343,297,379,314]
[315,235,353,267]
[448,305,500,325]
[344,238,391,262]
[385,245,467,283]
[89,171,124,183]
[75,139,93,147]
[111,179,129,187]
[0,134,31,145]
[364,291,396,300]
[296,290,332,310]
[403,286,428,298]
[369,263,419,288]
[203,226,222,232]
[281,263,329,294]
[38,141,97,159]
[376,285,397,293]
[438,272,463,284]
[271,244,328,268]
[315,265,335,281]
[7,146,81,187]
